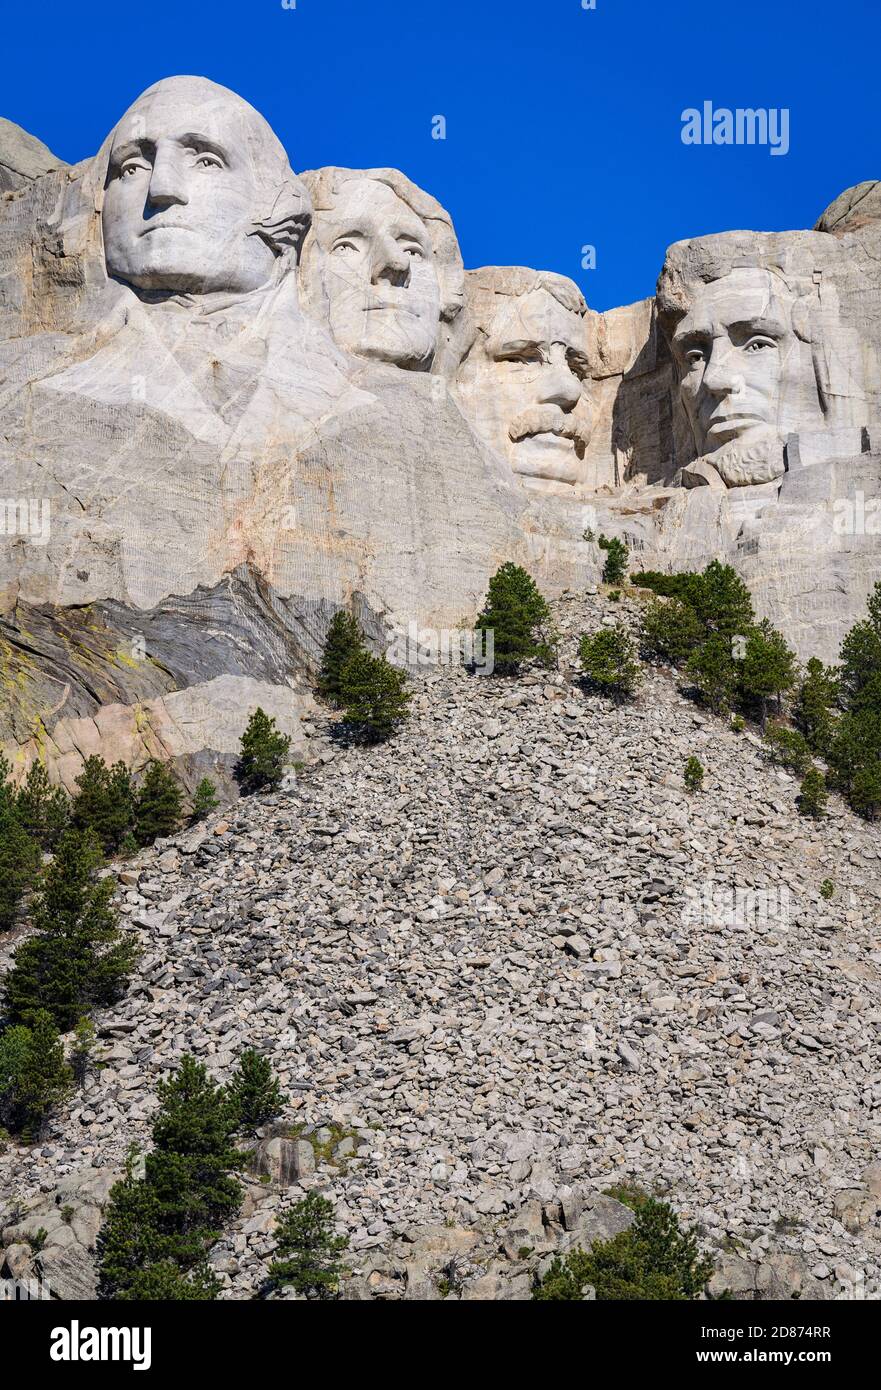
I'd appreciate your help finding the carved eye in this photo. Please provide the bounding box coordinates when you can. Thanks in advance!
[331,240,360,257]
[684,349,705,367]
[743,337,776,353]
[120,161,148,179]
[195,154,223,171]
[401,243,425,259]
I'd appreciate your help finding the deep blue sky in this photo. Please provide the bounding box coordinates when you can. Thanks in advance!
[3,0,878,310]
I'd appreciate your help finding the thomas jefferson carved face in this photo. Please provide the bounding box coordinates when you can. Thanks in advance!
[671,268,824,485]
[457,276,592,489]
[303,178,443,369]
[102,77,307,296]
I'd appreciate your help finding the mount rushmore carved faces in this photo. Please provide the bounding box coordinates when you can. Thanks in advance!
[101,76,311,296]
[456,269,593,490]
[299,168,464,372]
[667,266,827,487]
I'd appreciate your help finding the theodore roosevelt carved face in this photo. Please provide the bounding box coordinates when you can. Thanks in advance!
[456,269,593,489]
[102,76,309,296]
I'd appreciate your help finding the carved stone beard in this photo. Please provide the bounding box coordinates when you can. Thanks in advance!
[700,429,786,487]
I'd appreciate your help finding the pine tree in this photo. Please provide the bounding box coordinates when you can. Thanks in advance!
[684,756,704,792]
[578,625,641,700]
[798,767,828,818]
[226,1049,285,1132]
[3,828,139,1031]
[765,724,812,776]
[475,563,557,675]
[267,1192,349,1299]
[97,1057,244,1301]
[691,560,755,638]
[15,761,70,849]
[794,658,839,757]
[318,611,367,706]
[236,708,291,792]
[0,802,42,933]
[640,597,704,666]
[738,620,797,727]
[134,760,183,845]
[838,582,881,708]
[686,634,738,714]
[0,1010,73,1141]
[190,778,220,823]
[598,534,629,585]
[339,650,411,742]
[71,756,134,853]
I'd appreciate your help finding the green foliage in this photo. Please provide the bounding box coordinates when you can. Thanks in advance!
[134,760,183,845]
[684,756,704,792]
[765,724,812,776]
[318,611,367,706]
[686,634,738,713]
[820,879,835,901]
[2,828,139,1031]
[190,778,220,823]
[838,583,881,708]
[794,658,839,758]
[226,1049,285,1132]
[739,620,797,724]
[97,1056,244,1301]
[533,1197,713,1301]
[579,624,641,700]
[71,756,135,853]
[731,715,745,732]
[598,533,628,585]
[236,708,291,792]
[71,1016,96,1087]
[640,596,704,665]
[0,1010,73,1141]
[0,802,42,933]
[14,762,70,850]
[338,650,411,743]
[267,1191,349,1299]
[119,833,139,858]
[475,562,557,675]
[825,585,881,818]
[798,767,828,819]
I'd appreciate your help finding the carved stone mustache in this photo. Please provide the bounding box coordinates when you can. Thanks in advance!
[508,403,592,446]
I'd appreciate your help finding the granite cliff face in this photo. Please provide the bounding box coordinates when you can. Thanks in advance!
[1,75,880,783]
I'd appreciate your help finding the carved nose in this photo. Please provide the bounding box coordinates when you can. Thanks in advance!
[702,343,743,395]
[537,364,581,412]
[372,238,411,288]
[146,150,189,210]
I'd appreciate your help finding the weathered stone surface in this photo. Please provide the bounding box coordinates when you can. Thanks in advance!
[0,116,65,191]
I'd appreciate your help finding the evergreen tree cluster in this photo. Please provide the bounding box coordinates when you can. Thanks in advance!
[637,561,797,722]
[317,613,411,742]
[97,1051,286,1300]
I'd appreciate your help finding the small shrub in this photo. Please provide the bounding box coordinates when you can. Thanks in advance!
[226,1050,285,1132]
[765,724,812,776]
[731,715,745,732]
[267,1192,349,1299]
[798,767,827,818]
[794,658,839,757]
[533,1197,713,1301]
[684,756,704,793]
[598,534,628,585]
[474,563,557,675]
[820,879,834,901]
[579,625,641,700]
[338,650,411,743]
[190,778,220,823]
[608,589,621,603]
[236,708,291,792]
[686,634,738,714]
[640,597,704,666]
[71,1017,97,1087]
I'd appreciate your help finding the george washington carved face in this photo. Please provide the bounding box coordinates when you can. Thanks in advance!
[102,76,309,296]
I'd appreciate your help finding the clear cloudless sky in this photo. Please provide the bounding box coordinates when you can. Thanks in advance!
[2,0,879,310]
